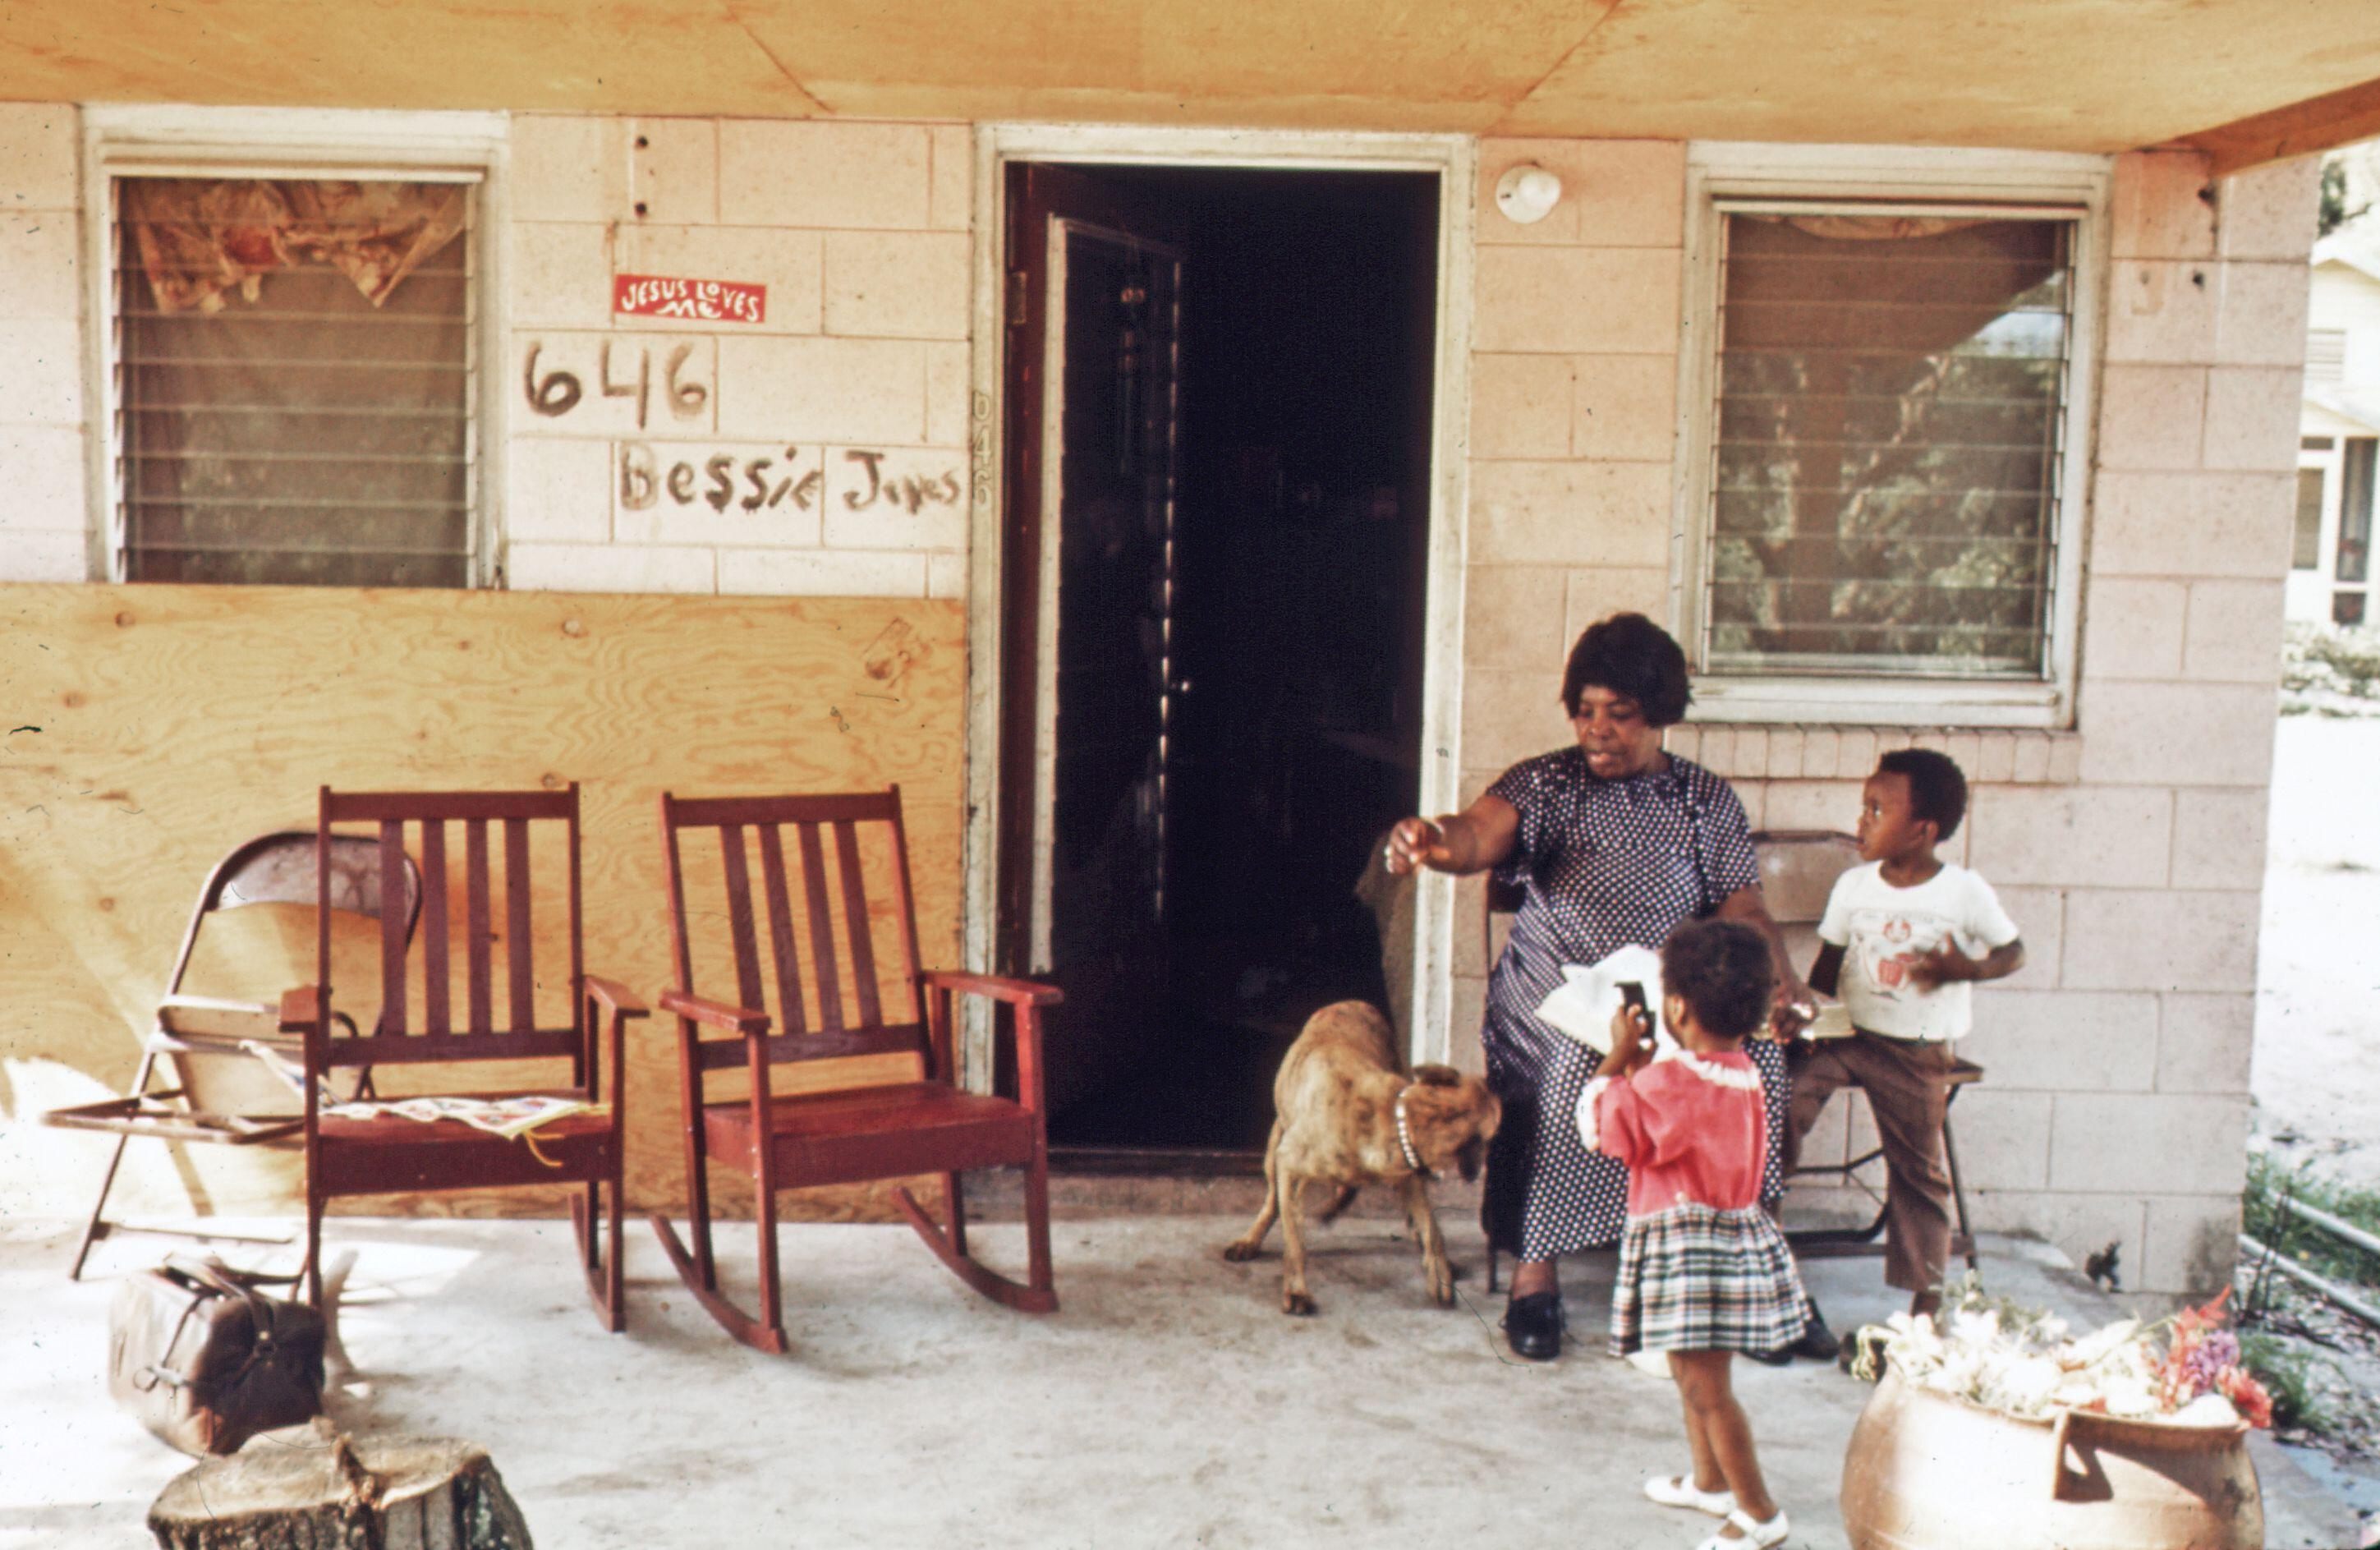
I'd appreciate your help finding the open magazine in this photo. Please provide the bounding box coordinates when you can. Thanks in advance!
[238,1040,599,1137]
[1533,945,1674,1056]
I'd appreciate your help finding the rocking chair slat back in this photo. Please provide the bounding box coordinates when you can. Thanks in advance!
[754,826,808,1037]
[834,820,883,1031]
[419,820,450,1034]
[315,787,585,1067]
[465,818,494,1035]
[795,820,842,1031]
[660,789,927,1074]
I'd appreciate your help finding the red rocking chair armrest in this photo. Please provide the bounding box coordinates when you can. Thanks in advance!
[659,987,772,1036]
[278,985,324,1035]
[582,975,650,1019]
[921,970,1064,1008]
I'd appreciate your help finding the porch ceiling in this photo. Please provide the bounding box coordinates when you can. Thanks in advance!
[2,0,2376,163]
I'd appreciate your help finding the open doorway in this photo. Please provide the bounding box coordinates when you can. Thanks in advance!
[997,163,1441,1165]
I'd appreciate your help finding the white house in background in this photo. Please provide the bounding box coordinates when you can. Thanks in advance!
[2296,233,2380,624]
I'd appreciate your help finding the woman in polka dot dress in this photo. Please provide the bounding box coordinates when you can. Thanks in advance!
[1385,614,1818,1363]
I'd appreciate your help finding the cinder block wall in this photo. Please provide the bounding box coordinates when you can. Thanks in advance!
[503,116,973,597]
[0,103,84,580]
[0,108,975,599]
[1459,141,2318,1293]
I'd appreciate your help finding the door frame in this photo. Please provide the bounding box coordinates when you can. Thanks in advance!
[962,122,1477,1088]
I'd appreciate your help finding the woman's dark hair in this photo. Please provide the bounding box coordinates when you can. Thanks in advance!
[1661,918,1774,1042]
[1877,747,1969,842]
[1560,613,1692,726]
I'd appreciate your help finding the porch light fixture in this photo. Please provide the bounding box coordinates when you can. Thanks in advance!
[1495,163,1563,224]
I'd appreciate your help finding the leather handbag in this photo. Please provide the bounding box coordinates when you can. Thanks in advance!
[107,1256,327,1456]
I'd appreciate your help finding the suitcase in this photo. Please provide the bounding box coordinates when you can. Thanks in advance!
[107,1256,326,1456]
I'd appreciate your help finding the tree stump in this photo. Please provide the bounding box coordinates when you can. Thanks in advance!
[148,1420,533,1550]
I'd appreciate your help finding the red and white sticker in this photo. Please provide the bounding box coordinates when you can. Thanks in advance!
[613,274,766,324]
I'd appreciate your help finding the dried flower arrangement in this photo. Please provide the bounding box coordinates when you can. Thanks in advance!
[1849,1280,2274,1428]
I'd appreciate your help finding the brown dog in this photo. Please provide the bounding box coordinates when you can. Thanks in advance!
[1223,1000,1501,1314]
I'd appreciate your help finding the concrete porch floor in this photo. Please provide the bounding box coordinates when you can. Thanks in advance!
[2,1198,2359,1550]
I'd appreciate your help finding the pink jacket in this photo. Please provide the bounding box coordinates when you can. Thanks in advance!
[1578,1048,1767,1217]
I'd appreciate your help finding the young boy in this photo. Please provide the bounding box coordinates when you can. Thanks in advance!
[1792,748,2024,1322]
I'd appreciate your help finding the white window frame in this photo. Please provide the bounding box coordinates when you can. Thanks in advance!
[1671,142,2111,729]
[80,104,512,586]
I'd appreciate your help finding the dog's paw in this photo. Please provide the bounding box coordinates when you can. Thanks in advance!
[1221,1240,1262,1263]
[1428,1267,1456,1308]
[1282,1290,1316,1316]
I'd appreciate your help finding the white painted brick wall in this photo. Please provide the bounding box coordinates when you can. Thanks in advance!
[1453,144,2311,1290]
[0,103,85,582]
[506,113,970,600]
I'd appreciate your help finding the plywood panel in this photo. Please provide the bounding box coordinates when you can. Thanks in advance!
[0,583,964,1224]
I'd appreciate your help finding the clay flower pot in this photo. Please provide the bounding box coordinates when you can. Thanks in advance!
[1840,1371,2263,1550]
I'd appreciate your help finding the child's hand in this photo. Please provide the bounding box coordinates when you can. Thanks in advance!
[1909,939,1978,989]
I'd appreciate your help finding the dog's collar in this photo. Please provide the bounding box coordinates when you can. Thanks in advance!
[1394,1086,1433,1177]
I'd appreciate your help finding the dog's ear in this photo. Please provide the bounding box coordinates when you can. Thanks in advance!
[1410,1064,1462,1088]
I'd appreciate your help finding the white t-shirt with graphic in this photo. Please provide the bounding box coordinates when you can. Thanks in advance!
[1817,861,2021,1042]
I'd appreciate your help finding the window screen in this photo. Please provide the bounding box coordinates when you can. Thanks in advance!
[1702,210,2075,679]
[113,177,477,586]
[2306,329,2347,389]
[2341,438,2376,587]
[2295,467,2327,572]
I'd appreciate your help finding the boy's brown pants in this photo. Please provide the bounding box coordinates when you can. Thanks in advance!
[1785,1030,1958,1297]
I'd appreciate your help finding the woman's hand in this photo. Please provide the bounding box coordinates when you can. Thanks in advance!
[1769,971,1820,1042]
[1384,817,1451,876]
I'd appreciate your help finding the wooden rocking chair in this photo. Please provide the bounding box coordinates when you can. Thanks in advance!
[650,789,1060,1353]
[277,786,647,1331]
[44,830,420,1279]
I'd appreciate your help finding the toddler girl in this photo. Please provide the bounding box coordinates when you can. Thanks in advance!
[1579,918,1808,1549]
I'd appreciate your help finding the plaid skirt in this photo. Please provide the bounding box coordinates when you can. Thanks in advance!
[1610,1202,1811,1357]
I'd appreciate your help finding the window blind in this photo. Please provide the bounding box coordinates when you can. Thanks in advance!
[113,176,478,587]
[1702,209,2075,678]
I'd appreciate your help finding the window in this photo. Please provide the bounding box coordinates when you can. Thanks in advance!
[2295,467,2327,572]
[2341,439,2376,588]
[2307,330,2347,390]
[1676,146,2107,727]
[88,108,504,586]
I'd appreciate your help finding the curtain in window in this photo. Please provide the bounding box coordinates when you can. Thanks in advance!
[124,179,466,314]
[1708,213,2070,678]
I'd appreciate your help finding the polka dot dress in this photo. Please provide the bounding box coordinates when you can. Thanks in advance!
[1478,747,1790,1263]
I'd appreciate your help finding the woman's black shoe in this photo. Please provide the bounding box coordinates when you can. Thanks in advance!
[1790,1309,1842,1362]
[1745,1345,1794,1366]
[1502,1291,1565,1360]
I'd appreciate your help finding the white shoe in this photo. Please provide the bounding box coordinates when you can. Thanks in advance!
[1641,1474,1734,1517]
[1692,1506,1790,1550]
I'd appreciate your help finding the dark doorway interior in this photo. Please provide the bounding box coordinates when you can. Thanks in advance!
[1036,166,1440,1162]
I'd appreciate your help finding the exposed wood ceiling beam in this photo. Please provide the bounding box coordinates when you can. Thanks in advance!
[2168,75,2380,179]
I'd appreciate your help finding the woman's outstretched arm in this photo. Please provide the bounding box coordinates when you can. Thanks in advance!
[1384,794,1521,877]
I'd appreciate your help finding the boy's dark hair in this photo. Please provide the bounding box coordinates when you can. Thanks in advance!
[1877,747,1969,842]
[1560,613,1693,726]
[1660,918,1775,1042]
